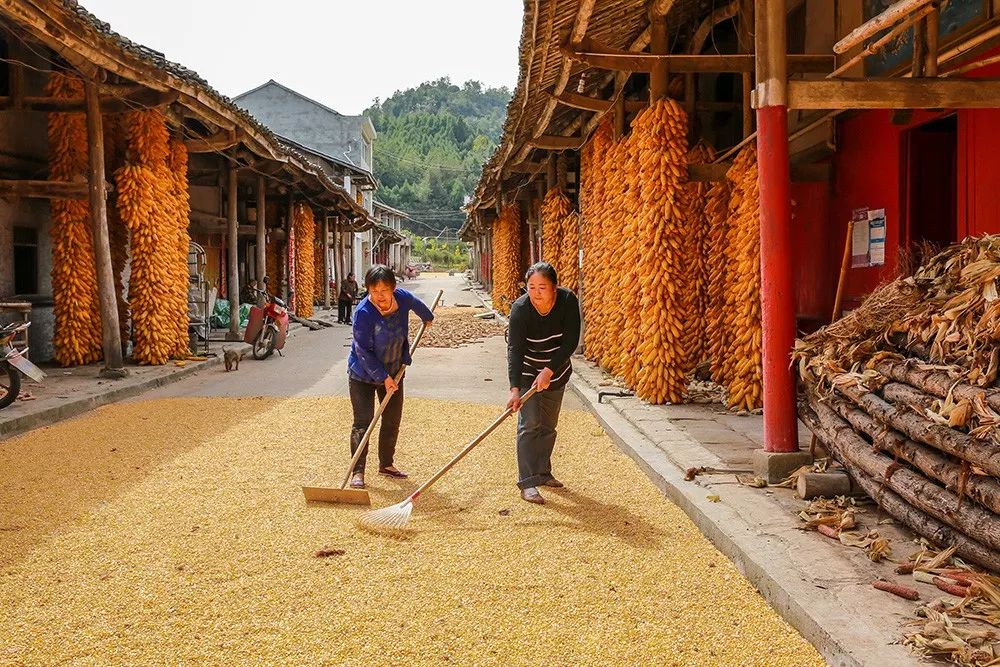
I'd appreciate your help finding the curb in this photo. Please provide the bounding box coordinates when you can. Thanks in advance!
[0,315,343,440]
[567,370,918,667]
[0,345,247,439]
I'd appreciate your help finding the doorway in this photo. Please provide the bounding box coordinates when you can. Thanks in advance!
[906,115,958,258]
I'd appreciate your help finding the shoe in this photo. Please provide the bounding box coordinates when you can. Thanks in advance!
[520,487,545,505]
[543,477,564,488]
[350,473,365,489]
[378,466,408,479]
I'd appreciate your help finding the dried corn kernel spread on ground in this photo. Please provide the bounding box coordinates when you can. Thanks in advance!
[0,397,824,666]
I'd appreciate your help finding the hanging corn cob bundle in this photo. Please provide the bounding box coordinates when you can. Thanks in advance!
[721,145,762,411]
[313,229,325,305]
[581,121,613,362]
[293,203,316,318]
[558,210,580,293]
[705,178,733,383]
[598,137,628,376]
[540,187,574,286]
[631,99,690,404]
[115,110,188,365]
[616,127,645,387]
[491,204,521,316]
[680,143,714,373]
[540,188,563,267]
[103,113,131,353]
[167,138,192,358]
[47,72,103,367]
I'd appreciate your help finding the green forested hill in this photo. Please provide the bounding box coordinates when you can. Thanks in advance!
[365,78,510,234]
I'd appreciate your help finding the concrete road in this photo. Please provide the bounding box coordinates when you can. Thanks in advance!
[145,273,582,409]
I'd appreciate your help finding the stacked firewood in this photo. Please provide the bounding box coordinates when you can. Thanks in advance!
[796,235,1000,572]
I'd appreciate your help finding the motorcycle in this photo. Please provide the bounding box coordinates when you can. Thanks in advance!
[243,277,290,360]
[0,321,44,410]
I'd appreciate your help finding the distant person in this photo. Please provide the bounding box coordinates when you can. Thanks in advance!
[505,262,581,505]
[338,272,359,324]
[346,265,434,489]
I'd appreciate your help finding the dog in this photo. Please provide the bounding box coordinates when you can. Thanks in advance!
[223,348,244,372]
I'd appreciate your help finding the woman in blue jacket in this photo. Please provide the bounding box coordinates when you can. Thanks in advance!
[347,265,435,489]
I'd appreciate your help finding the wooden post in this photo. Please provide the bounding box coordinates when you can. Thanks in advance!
[739,0,755,137]
[913,17,927,77]
[613,92,626,139]
[755,0,798,454]
[649,9,670,101]
[546,154,558,190]
[226,162,240,341]
[925,3,940,77]
[256,174,266,287]
[322,212,331,309]
[84,76,126,376]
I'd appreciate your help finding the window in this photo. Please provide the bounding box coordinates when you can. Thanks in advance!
[13,226,38,294]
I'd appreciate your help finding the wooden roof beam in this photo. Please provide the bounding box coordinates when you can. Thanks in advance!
[0,178,112,199]
[688,162,832,182]
[786,78,1000,109]
[527,135,585,150]
[186,129,242,153]
[562,40,833,74]
[0,89,178,112]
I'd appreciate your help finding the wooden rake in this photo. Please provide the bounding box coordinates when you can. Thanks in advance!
[358,386,539,531]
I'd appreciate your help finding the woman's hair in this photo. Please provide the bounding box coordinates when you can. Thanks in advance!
[525,261,558,286]
[364,264,396,289]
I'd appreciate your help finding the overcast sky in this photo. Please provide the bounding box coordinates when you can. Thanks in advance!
[79,0,522,114]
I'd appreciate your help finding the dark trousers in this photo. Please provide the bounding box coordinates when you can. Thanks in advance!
[349,377,404,473]
[338,299,353,323]
[516,386,565,489]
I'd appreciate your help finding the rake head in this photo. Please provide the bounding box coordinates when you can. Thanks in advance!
[358,498,414,533]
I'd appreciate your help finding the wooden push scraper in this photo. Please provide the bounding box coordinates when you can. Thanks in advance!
[302,289,443,505]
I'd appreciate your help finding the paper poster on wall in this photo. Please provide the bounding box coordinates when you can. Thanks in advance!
[868,209,886,266]
[851,208,870,267]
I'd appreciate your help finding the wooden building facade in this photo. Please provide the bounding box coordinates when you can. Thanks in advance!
[0,0,368,369]
[462,0,1000,454]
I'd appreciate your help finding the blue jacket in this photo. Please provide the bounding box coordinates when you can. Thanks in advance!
[348,289,434,384]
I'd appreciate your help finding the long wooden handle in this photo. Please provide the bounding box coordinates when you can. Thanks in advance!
[340,289,444,488]
[831,220,854,322]
[410,386,539,501]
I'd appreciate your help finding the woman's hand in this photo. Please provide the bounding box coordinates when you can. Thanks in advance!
[507,387,521,412]
[423,320,433,329]
[534,367,554,391]
[384,376,399,394]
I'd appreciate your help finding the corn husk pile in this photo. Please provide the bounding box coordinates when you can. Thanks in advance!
[115,109,191,364]
[293,203,316,318]
[47,72,103,367]
[796,235,1000,574]
[407,306,504,348]
[491,204,521,316]
[895,543,1000,666]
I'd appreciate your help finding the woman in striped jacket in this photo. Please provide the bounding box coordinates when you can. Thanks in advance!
[506,262,582,505]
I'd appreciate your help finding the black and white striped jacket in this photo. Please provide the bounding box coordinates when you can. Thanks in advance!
[507,288,582,391]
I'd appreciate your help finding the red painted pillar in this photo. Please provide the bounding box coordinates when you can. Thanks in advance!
[756,0,797,453]
[757,107,798,452]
